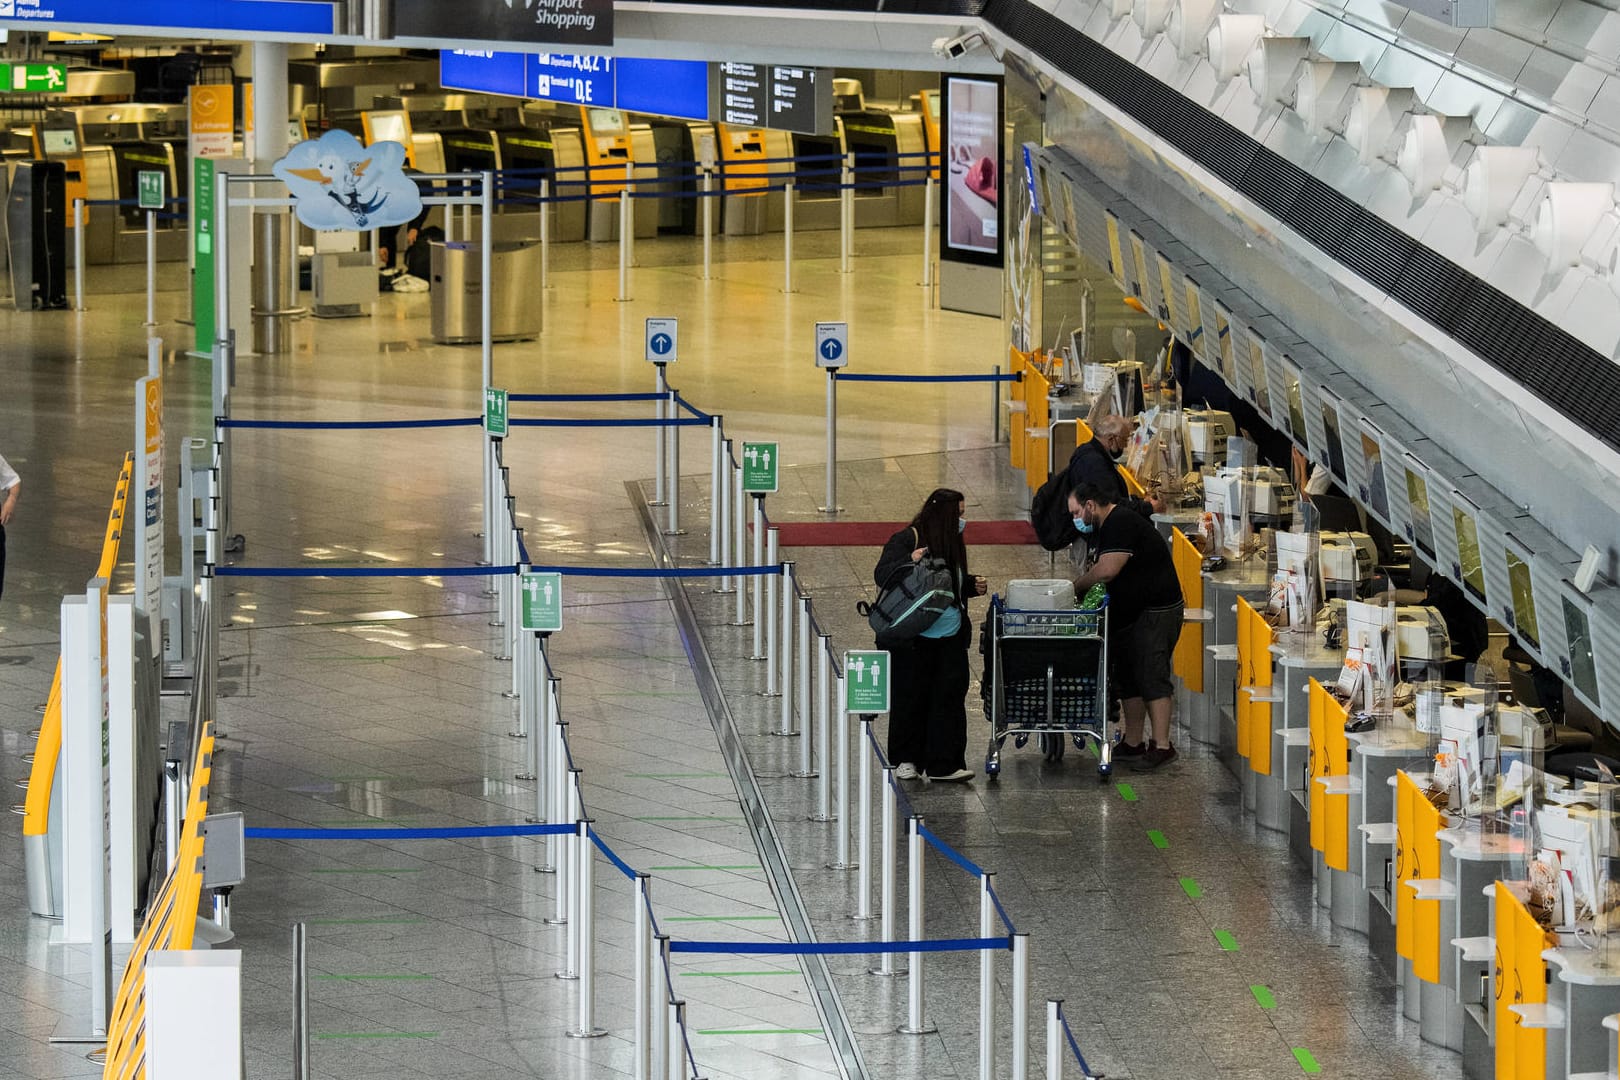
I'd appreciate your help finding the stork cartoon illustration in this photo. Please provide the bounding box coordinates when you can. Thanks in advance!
[286,153,388,228]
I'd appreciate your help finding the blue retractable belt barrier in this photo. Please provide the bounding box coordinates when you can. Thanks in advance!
[219,417,481,430]
[835,373,1020,383]
[507,392,666,403]
[507,417,709,428]
[987,885,1019,936]
[215,565,510,578]
[917,823,986,878]
[589,828,638,880]
[244,824,572,840]
[669,936,1009,955]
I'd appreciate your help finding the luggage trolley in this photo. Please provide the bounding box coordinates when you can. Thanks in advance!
[982,593,1112,779]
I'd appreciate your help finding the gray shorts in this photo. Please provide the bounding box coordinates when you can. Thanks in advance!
[1113,602,1184,702]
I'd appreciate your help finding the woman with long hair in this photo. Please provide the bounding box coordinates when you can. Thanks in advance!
[873,488,987,782]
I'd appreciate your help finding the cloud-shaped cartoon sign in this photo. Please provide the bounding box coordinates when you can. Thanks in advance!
[272,129,422,232]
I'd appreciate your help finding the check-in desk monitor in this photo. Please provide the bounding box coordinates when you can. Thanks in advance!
[1504,548,1541,651]
[1285,374,1309,452]
[580,107,631,197]
[35,122,87,228]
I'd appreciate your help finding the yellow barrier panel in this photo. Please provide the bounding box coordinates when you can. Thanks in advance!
[1235,598,1256,761]
[1394,771,1444,982]
[1248,605,1276,777]
[1494,881,1553,1080]
[1169,530,1204,692]
[1025,372,1051,493]
[1307,678,1352,869]
[24,455,134,840]
[102,725,215,1080]
[1008,346,1028,471]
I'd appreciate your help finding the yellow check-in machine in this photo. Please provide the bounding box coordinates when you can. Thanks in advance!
[32,117,89,257]
[715,122,771,235]
[362,108,418,169]
[579,107,658,241]
[915,89,941,180]
[580,105,631,198]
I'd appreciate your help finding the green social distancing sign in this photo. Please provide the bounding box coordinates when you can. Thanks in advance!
[843,650,891,713]
[742,442,779,493]
[484,387,509,436]
[137,170,166,210]
[521,572,563,633]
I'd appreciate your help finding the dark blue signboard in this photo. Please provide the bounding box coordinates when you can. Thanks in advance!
[440,50,711,122]
[616,58,709,122]
[0,0,336,34]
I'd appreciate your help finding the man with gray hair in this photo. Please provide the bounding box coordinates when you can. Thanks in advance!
[1065,415,1163,527]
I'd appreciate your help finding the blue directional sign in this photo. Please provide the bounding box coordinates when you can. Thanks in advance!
[645,318,678,363]
[815,322,848,369]
[529,53,613,106]
[441,50,527,99]
[440,50,710,121]
[0,0,336,34]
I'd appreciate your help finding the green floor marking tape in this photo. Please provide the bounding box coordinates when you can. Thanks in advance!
[681,971,797,978]
[1251,985,1277,1010]
[1116,782,1138,802]
[695,1028,823,1036]
[1293,1048,1321,1073]
[628,773,730,779]
[315,974,433,981]
[663,915,779,923]
[306,917,426,926]
[649,864,760,871]
[309,868,425,875]
[1214,929,1240,952]
[316,1032,439,1040]
[1147,829,1169,849]
[1180,877,1202,899]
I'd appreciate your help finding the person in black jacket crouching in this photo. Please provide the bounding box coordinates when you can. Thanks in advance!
[874,488,986,783]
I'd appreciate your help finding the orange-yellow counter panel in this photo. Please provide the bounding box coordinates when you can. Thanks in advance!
[1495,881,1552,1080]
[1247,605,1276,777]
[1394,770,1443,983]
[1308,679,1352,871]
[1170,529,1204,692]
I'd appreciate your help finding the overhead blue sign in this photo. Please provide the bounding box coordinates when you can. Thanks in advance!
[439,49,710,122]
[0,0,336,34]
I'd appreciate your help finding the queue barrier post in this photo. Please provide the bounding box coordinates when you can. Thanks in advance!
[829,697,853,869]
[1045,1000,1063,1080]
[716,438,735,595]
[810,659,833,819]
[820,369,840,514]
[511,565,532,739]
[980,872,997,1080]
[869,766,901,976]
[653,364,668,507]
[783,179,796,294]
[708,418,723,566]
[163,758,181,874]
[558,770,583,979]
[548,709,569,917]
[762,535,780,687]
[854,720,875,919]
[144,210,158,328]
[633,874,653,1080]
[792,594,810,739]
[732,459,748,624]
[73,198,85,311]
[701,166,714,281]
[796,636,826,781]
[651,934,671,1080]
[540,178,551,289]
[665,1000,685,1080]
[569,816,607,1038]
[749,498,766,656]
[921,174,936,291]
[1012,933,1030,1080]
[293,922,310,1080]
[839,154,853,274]
[898,815,936,1034]
[777,566,790,735]
[664,391,682,536]
[617,168,632,302]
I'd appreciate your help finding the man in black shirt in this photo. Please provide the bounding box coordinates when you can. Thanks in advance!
[1070,482,1185,769]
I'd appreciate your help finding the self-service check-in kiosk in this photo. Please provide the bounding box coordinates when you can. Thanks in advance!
[715,123,771,235]
[644,119,717,235]
[579,107,657,242]
[837,108,928,228]
[498,123,587,244]
[32,118,88,266]
[70,104,187,264]
[787,122,845,232]
[5,158,68,310]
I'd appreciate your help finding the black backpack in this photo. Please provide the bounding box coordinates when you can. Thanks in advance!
[1029,467,1079,551]
[857,530,958,645]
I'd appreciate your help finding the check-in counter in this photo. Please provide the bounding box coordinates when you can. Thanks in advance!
[645,119,717,236]
[1494,882,1555,1080]
[1171,528,1207,743]
[1268,633,1342,838]
[496,127,587,244]
[1543,941,1620,1080]
[837,109,928,227]
[1203,559,1271,762]
[715,122,770,236]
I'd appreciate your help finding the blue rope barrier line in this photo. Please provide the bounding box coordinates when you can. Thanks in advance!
[525,564,781,578]
[219,417,481,430]
[670,394,713,422]
[669,936,1009,955]
[506,392,666,403]
[215,564,516,579]
[917,823,986,879]
[507,417,709,428]
[243,823,572,840]
[588,827,638,881]
[986,884,1018,937]
[834,372,1020,383]
[1058,1002,1098,1077]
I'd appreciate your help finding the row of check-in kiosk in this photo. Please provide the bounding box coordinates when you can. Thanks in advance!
[1,80,940,266]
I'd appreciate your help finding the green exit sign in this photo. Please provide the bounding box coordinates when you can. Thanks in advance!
[1,63,67,93]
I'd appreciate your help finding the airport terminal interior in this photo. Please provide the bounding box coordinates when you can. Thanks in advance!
[2,3,1620,1080]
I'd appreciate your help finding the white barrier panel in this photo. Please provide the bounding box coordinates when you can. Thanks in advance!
[148,951,243,1079]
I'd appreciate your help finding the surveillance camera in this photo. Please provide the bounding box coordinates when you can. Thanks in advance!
[932,32,984,59]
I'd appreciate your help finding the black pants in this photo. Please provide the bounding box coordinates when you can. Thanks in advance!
[887,634,970,775]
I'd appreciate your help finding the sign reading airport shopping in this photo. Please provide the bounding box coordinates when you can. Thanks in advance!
[941,75,1004,268]
[272,130,423,232]
[397,0,612,48]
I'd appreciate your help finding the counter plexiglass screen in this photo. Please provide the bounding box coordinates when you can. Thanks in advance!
[1561,597,1602,707]
[941,76,1001,264]
[1404,466,1434,557]
[1506,550,1540,648]
[1452,506,1486,601]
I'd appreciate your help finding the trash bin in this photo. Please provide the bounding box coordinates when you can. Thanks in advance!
[430,240,541,345]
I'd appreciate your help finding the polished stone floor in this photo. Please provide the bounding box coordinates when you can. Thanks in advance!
[0,229,1465,1079]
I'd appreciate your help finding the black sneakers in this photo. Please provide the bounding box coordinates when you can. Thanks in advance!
[1131,744,1178,770]
[1113,739,1147,759]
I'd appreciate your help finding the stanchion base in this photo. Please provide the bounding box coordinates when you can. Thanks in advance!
[543,916,568,926]
[494,653,512,662]
[848,912,879,922]
[806,813,834,823]
[662,529,688,537]
[535,865,557,875]
[554,971,578,981]
[816,507,845,514]
[897,1022,938,1035]
[713,587,736,595]
[868,966,908,978]
[767,730,799,738]
[502,690,520,700]
[508,729,527,738]
[566,1027,608,1040]
[825,861,858,871]
[489,618,505,627]
[516,772,536,781]
[757,690,782,698]
[747,654,768,662]
[789,770,819,779]
[732,620,753,628]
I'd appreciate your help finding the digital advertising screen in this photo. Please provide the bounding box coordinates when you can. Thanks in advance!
[941,75,1002,266]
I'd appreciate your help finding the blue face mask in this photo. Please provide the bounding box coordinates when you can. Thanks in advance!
[1073,515,1095,535]
[958,519,966,533]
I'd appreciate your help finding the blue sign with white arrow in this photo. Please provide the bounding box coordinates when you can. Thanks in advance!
[815,322,848,369]
[645,318,678,363]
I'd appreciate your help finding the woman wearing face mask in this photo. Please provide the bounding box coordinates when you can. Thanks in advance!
[873,488,987,782]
